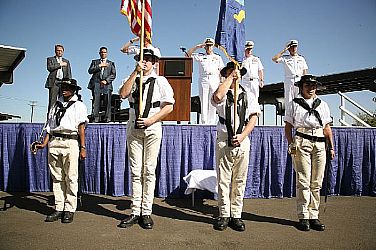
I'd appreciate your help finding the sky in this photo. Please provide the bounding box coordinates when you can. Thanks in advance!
[0,0,375,125]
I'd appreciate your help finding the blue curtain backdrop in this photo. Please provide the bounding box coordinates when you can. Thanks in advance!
[1,123,375,198]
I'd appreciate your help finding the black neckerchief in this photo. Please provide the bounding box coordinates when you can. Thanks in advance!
[54,100,76,126]
[132,77,156,118]
[224,86,248,147]
[293,97,323,126]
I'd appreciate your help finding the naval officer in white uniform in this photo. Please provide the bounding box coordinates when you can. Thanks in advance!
[186,38,224,125]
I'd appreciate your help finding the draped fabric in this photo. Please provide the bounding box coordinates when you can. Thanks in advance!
[215,0,246,63]
[1,123,375,198]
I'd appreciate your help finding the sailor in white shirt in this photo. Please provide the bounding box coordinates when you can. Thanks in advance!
[186,38,225,125]
[211,62,260,232]
[118,47,174,230]
[272,40,308,107]
[241,40,264,101]
[284,75,335,232]
[36,78,88,224]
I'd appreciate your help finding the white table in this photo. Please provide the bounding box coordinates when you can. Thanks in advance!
[183,169,217,206]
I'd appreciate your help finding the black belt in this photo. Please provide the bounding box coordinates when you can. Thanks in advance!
[130,101,160,109]
[295,131,326,142]
[50,132,78,140]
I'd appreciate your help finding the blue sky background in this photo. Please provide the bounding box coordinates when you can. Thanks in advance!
[0,0,375,125]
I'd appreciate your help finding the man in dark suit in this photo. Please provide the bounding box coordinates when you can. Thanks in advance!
[45,44,72,111]
[88,47,116,122]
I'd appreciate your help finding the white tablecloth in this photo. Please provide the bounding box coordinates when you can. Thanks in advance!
[183,169,218,195]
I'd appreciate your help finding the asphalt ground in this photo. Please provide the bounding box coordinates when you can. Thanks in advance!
[0,192,375,250]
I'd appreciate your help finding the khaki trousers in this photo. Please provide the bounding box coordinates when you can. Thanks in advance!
[48,138,79,212]
[293,128,326,219]
[216,133,250,218]
[127,122,162,216]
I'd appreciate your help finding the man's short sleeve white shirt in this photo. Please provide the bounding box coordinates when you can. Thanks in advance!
[126,71,175,121]
[242,55,264,81]
[284,95,332,128]
[192,53,224,78]
[212,88,261,133]
[276,55,308,78]
[46,95,89,134]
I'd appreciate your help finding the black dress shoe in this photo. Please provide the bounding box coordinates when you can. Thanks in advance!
[297,219,310,231]
[230,218,245,232]
[62,212,74,223]
[45,211,63,222]
[139,215,154,229]
[213,217,229,231]
[118,214,140,228]
[309,219,325,231]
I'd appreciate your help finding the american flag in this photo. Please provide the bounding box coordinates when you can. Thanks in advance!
[121,0,152,43]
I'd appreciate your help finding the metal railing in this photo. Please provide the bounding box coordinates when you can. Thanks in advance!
[338,91,374,127]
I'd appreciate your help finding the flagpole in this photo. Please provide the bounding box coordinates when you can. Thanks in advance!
[234,65,239,133]
[138,0,146,118]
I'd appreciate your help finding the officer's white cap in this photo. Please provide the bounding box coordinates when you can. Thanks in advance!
[204,38,215,45]
[286,39,299,47]
[245,40,254,49]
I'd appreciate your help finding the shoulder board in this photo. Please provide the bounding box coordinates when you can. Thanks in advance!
[198,52,205,56]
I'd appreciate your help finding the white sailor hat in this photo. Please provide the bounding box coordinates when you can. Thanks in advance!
[134,47,160,61]
[286,39,299,47]
[245,40,254,49]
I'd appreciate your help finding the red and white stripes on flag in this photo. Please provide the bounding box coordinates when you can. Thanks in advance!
[121,0,152,43]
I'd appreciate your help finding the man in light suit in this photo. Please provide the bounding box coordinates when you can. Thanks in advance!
[88,47,116,122]
[45,44,72,111]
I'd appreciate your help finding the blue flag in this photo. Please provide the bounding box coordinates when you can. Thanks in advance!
[215,0,246,63]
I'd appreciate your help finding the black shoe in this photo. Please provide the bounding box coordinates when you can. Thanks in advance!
[139,215,154,229]
[62,212,74,223]
[297,219,310,231]
[45,211,63,222]
[213,217,229,231]
[118,214,140,228]
[309,219,325,231]
[230,218,245,232]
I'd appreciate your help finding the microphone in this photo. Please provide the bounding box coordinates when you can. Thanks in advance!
[180,46,188,57]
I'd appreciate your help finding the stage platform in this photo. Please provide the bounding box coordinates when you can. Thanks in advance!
[0,123,375,198]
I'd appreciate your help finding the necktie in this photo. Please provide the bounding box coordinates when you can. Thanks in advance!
[56,57,63,79]
[100,59,105,79]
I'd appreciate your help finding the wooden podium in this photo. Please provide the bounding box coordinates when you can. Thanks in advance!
[159,57,192,121]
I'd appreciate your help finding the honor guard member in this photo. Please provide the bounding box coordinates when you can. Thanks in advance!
[118,47,174,229]
[211,62,260,232]
[272,39,308,108]
[284,75,335,231]
[241,40,264,101]
[36,78,88,223]
[186,38,225,124]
